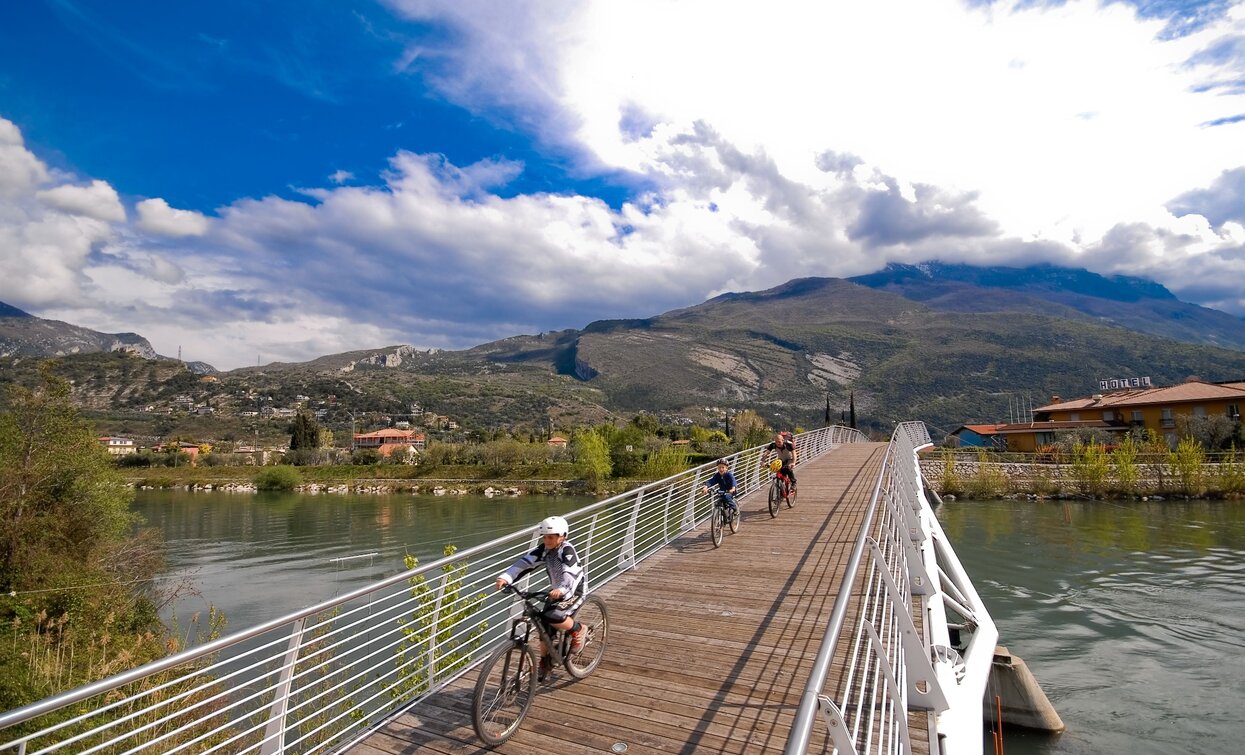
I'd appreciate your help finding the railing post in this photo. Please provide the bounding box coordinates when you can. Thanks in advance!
[661,486,675,544]
[260,616,307,755]
[682,480,699,529]
[865,539,949,712]
[617,491,643,570]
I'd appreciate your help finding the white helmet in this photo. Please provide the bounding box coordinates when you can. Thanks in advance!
[538,515,569,536]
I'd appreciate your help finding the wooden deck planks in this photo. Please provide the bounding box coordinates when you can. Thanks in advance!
[350,442,929,755]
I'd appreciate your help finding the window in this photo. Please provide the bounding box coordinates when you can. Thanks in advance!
[1160,408,1175,428]
[1193,405,1206,417]
[1228,404,1241,420]
[1131,410,1144,426]
[1102,410,1114,421]
[1069,412,1080,421]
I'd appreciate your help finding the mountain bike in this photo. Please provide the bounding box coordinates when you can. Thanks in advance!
[471,583,609,746]
[767,464,797,517]
[709,489,740,547]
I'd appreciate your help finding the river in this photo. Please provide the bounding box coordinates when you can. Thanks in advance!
[937,498,1245,755]
[133,491,1245,754]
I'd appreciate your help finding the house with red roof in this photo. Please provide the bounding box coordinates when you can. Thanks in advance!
[993,378,1245,451]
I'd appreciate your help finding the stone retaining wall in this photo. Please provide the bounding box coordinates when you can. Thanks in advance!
[917,459,1233,498]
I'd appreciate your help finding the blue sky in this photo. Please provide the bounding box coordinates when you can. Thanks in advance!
[1,0,1244,369]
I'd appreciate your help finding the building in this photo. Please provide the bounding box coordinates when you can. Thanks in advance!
[993,378,1245,451]
[547,436,569,448]
[353,428,427,452]
[947,424,1005,449]
[97,436,137,456]
[151,442,201,463]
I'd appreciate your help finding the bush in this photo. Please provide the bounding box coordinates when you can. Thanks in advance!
[1071,441,1110,497]
[1111,435,1140,495]
[350,449,380,465]
[254,465,302,491]
[964,449,1008,498]
[1169,438,1207,497]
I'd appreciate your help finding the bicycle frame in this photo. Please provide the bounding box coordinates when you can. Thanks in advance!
[502,585,570,666]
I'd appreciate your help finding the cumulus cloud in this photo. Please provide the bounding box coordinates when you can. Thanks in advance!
[37,180,126,222]
[1168,167,1245,226]
[135,197,210,236]
[6,2,1245,369]
[0,119,50,198]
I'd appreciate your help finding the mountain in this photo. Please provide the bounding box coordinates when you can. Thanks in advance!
[0,301,159,360]
[10,265,1245,440]
[202,274,1245,437]
[849,261,1245,351]
[0,300,217,373]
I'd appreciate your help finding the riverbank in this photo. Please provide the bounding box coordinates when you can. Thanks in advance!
[919,456,1245,500]
[121,463,605,496]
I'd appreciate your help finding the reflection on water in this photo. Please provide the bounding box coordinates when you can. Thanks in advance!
[938,499,1245,755]
[132,490,586,630]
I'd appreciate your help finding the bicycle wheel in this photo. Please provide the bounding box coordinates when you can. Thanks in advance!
[785,481,797,508]
[768,481,780,517]
[564,595,609,679]
[472,641,538,746]
[728,503,740,533]
[710,505,724,547]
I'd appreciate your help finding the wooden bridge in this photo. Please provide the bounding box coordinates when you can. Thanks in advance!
[351,442,932,755]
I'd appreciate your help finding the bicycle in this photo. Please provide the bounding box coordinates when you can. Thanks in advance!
[767,461,797,517]
[471,583,609,746]
[709,489,740,547]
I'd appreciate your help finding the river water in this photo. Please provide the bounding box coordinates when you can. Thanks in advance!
[132,490,582,629]
[937,498,1245,755]
[133,491,1245,754]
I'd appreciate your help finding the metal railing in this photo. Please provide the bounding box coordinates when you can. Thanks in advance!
[784,421,999,755]
[0,425,866,754]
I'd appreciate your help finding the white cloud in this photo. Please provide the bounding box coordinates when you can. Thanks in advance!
[135,197,210,236]
[389,0,1245,266]
[36,180,126,222]
[6,3,1245,370]
[0,119,49,199]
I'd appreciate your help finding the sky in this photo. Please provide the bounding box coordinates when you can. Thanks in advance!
[1,0,1244,370]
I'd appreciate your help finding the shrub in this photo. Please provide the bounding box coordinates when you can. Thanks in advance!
[1216,446,1245,495]
[1071,441,1110,497]
[253,465,302,491]
[1169,437,1207,497]
[963,449,1008,498]
[939,447,962,495]
[1110,435,1140,495]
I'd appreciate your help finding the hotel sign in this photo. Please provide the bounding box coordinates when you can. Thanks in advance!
[1098,376,1151,391]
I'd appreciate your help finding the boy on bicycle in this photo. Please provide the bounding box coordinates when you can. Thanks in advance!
[701,458,738,513]
[495,515,586,680]
[762,432,797,489]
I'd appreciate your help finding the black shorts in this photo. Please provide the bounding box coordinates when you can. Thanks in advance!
[542,595,584,624]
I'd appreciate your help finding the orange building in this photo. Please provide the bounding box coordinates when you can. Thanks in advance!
[993,378,1245,451]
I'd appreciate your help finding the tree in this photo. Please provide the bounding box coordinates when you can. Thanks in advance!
[0,367,144,596]
[849,391,857,429]
[573,428,613,491]
[732,409,770,448]
[289,410,322,451]
[0,367,170,710]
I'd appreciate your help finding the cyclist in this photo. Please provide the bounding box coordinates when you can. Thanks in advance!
[700,458,738,514]
[762,431,797,490]
[495,515,586,680]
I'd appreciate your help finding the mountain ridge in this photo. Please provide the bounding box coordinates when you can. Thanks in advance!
[6,262,1245,436]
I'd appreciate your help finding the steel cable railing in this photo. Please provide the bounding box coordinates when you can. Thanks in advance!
[1,425,866,754]
[784,421,999,755]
